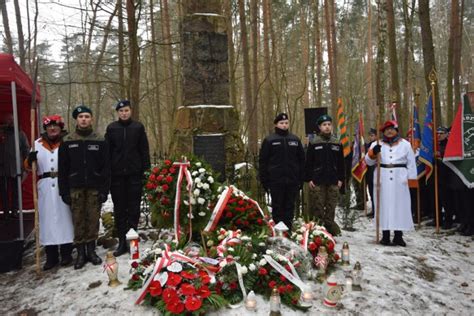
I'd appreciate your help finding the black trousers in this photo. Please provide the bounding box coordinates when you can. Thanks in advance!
[269,185,299,231]
[111,175,143,236]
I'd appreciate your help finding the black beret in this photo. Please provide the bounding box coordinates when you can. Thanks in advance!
[115,100,131,111]
[437,126,448,133]
[72,105,92,119]
[274,113,289,124]
[316,114,332,125]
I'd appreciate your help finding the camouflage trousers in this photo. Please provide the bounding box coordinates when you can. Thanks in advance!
[308,184,341,235]
[70,188,101,244]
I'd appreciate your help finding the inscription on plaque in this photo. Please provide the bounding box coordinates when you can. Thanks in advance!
[193,135,226,181]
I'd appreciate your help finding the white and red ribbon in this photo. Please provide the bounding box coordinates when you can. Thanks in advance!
[204,186,234,232]
[263,255,306,292]
[172,160,193,241]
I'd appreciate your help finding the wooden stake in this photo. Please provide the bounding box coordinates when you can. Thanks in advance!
[429,69,440,234]
[375,112,381,243]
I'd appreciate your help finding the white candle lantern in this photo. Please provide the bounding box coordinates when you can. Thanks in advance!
[269,287,281,316]
[341,242,350,265]
[274,221,289,237]
[323,274,343,308]
[104,251,121,287]
[126,228,140,260]
[345,275,353,292]
[244,290,257,311]
[352,261,363,291]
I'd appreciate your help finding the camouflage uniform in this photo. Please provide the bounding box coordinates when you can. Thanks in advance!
[304,134,345,235]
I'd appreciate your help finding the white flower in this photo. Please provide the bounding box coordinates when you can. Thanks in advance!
[219,260,227,268]
[227,247,234,252]
[195,162,202,167]
[240,266,248,275]
[259,258,267,266]
[277,254,287,262]
[190,197,196,205]
[251,254,257,259]
[184,200,189,206]
[154,248,163,255]
[241,236,251,241]
[195,177,201,183]
[249,263,256,271]
[193,188,200,196]
[192,171,198,176]
[217,186,223,193]
[199,168,206,173]
[197,182,203,188]
[197,197,205,205]
[207,240,214,247]
[202,183,210,190]
[265,249,273,255]
[218,234,225,241]
[208,176,214,183]
[258,242,266,247]
[198,211,206,217]
[296,235,303,241]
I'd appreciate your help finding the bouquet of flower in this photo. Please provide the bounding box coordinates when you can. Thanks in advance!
[291,221,339,271]
[145,157,219,238]
[253,250,311,311]
[204,186,271,235]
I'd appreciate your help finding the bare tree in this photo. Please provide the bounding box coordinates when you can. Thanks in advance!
[375,0,386,119]
[118,0,126,97]
[13,0,26,69]
[312,0,323,108]
[262,0,274,132]
[224,0,237,109]
[251,0,260,142]
[126,0,141,119]
[0,0,14,54]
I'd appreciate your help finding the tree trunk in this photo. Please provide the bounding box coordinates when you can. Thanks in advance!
[366,1,375,128]
[300,2,310,107]
[402,0,415,128]
[150,0,164,150]
[313,0,322,108]
[418,0,440,120]
[0,0,14,54]
[224,0,237,109]
[161,0,176,109]
[238,0,257,153]
[375,0,386,120]
[13,0,26,69]
[250,0,259,145]
[262,0,274,132]
[82,1,100,107]
[324,0,337,115]
[453,0,464,111]
[385,0,402,131]
[126,0,141,119]
[118,0,126,97]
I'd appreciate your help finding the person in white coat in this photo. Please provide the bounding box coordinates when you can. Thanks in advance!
[26,115,74,270]
[365,120,418,246]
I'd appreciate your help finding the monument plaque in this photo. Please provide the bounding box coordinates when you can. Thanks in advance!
[193,135,226,181]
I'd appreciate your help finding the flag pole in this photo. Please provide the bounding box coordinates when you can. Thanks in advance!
[429,69,440,234]
[375,110,381,243]
[414,88,421,228]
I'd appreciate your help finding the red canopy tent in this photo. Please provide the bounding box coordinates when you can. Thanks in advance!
[0,54,40,239]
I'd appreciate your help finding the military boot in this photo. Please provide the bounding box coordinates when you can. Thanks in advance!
[60,243,74,266]
[74,244,87,270]
[380,230,392,246]
[393,231,406,247]
[43,245,59,271]
[86,241,102,265]
[113,236,129,257]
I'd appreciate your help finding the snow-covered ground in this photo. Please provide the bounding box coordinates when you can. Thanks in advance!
[1,202,473,315]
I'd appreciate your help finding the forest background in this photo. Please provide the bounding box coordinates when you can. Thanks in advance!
[1,0,472,155]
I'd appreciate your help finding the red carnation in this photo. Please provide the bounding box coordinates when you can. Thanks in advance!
[148,174,156,181]
[268,280,277,288]
[197,285,211,298]
[278,285,286,293]
[286,284,294,291]
[131,261,139,269]
[185,296,202,312]
[258,267,268,275]
[226,211,233,218]
[162,288,179,303]
[145,182,154,190]
[243,220,249,226]
[131,274,140,281]
[238,200,244,206]
[181,271,198,280]
[235,219,242,225]
[308,242,317,251]
[166,175,173,183]
[162,184,169,192]
[153,167,160,174]
[161,168,169,175]
[314,236,322,246]
[156,175,164,182]
[164,159,172,166]
[169,167,176,174]
[229,282,238,290]
[166,298,185,314]
[167,273,182,287]
[280,275,286,282]
[257,218,263,225]
[327,241,335,252]
[149,280,162,297]
[334,253,340,262]
[199,271,211,285]
[180,283,196,296]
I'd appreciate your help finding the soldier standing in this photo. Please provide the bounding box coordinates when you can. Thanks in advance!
[105,100,150,257]
[26,115,74,270]
[259,113,305,230]
[58,105,110,269]
[304,115,345,236]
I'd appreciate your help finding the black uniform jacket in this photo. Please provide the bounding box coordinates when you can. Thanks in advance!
[304,134,345,186]
[105,119,150,176]
[58,129,111,197]
[258,128,305,188]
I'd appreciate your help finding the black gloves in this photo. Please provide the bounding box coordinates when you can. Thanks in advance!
[99,193,108,204]
[27,151,38,165]
[61,195,72,206]
[372,144,381,155]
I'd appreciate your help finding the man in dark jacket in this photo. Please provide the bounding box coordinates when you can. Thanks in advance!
[58,105,110,269]
[259,113,305,230]
[105,100,150,256]
[365,128,377,217]
[305,115,345,235]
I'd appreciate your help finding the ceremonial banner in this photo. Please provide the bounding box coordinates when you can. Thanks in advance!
[351,113,367,182]
[419,95,434,181]
[443,94,474,188]
[336,98,351,157]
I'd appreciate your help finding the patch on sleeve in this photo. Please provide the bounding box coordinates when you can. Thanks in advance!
[272,141,281,145]
[87,144,99,151]
[314,145,323,150]
[288,141,298,146]
[331,145,340,151]
[68,144,79,149]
